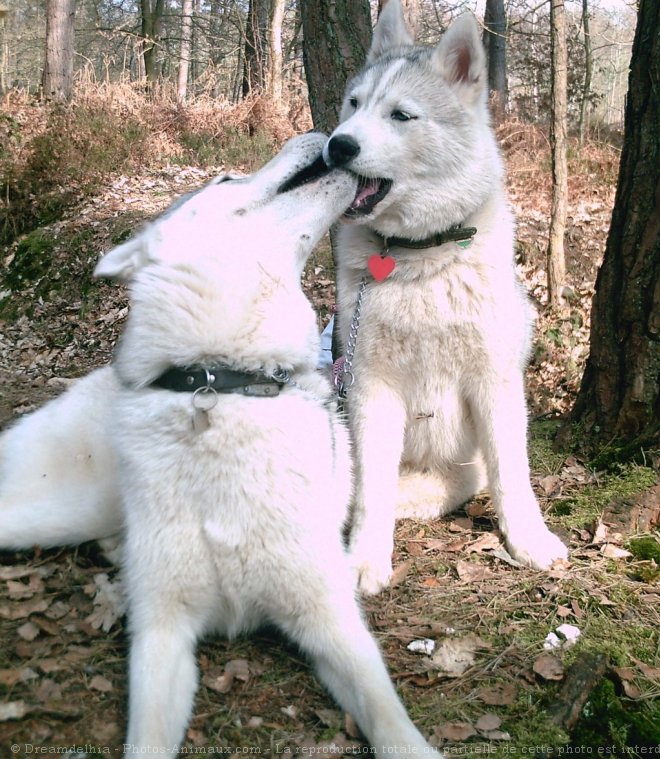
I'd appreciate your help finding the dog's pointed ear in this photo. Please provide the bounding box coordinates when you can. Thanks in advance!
[367,0,414,64]
[433,14,487,105]
[94,233,151,281]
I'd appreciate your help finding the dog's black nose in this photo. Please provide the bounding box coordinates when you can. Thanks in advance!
[326,135,360,167]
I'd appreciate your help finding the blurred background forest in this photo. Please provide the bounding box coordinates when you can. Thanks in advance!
[0,0,636,124]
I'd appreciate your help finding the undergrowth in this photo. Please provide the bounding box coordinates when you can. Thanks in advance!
[0,85,299,246]
[552,465,657,531]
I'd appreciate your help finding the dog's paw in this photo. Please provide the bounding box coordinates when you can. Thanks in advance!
[506,527,568,570]
[355,559,393,595]
[348,541,394,595]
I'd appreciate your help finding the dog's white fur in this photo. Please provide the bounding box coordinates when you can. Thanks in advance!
[0,134,438,754]
[327,2,568,594]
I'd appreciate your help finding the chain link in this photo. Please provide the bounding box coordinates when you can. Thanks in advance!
[336,276,367,400]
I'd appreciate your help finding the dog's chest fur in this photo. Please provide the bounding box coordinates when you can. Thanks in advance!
[115,379,352,638]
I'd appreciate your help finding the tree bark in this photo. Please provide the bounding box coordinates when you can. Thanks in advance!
[483,0,508,122]
[546,0,568,308]
[578,0,592,146]
[242,0,269,97]
[301,0,372,133]
[177,0,194,104]
[42,0,76,101]
[561,0,659,460]
[140,0,165,84]
[0,9,8,96]
[266,0,285,103]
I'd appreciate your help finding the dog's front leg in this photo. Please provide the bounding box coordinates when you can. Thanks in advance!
[279,573,440,755]
[125,615,199,752]
[469,375,568,569]
[348,380,407,594]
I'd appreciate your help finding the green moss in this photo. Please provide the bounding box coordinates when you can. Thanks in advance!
[553,465,657,532]
[591,438,660,470]
[508,709,569,751]
[529,420,567,475]
[3,230,56,290]
[571,677,660,749]
[627,536,660,563]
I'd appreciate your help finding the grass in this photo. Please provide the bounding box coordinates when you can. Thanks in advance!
[551,464,657,532]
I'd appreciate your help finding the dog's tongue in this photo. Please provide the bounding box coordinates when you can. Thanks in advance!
[353,179,381,208]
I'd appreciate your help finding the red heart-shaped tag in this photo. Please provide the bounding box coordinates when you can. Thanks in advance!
[368,254,395,282]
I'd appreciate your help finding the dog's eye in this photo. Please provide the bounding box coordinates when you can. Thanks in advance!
[391,110,415,122]
[349,96,358,109]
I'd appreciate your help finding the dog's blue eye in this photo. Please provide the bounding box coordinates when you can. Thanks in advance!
[391,110,415,122]
[349,97,358,109]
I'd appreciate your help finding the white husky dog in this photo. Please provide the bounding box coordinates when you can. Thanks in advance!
[0,134,438,754]
[324,2,568,594]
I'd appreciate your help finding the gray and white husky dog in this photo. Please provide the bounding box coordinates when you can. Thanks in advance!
[324,1,568,594]
[0,134,438,753]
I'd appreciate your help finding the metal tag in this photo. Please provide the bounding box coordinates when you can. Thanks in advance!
[191,387,218,434]
[243,383,281,397]
[192,407,211,434]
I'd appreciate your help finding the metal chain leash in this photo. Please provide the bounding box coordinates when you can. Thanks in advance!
[335,276,368,400]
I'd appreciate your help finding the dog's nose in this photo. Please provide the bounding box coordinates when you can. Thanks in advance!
[326,135,360,167]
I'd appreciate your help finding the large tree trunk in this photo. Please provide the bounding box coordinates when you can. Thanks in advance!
[177,0,194,104]
[483,0,507,121]
[301,0,371,133]
[42,0,76,101]
[546,0,568,308]
[560,0,659,461]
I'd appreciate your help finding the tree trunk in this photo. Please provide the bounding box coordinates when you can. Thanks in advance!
[483,0,507,122]
[140,0,165,85]
[0,9,8,96]
[266,0,285,103]
[242,0,269,97]
[560,0,659,462]
[301,0,371,133]
[177,0,194,104]
[578,0,592,146]
[42,0,76,101]
[546,0,568,308]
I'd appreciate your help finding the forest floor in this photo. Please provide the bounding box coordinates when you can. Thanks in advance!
[0,118,659,756]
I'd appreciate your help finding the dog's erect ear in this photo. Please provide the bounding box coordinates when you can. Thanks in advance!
[94,233,151,282]
[367,0,414,64]
[433,14,487,105]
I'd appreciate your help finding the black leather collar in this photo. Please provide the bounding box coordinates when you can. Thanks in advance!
[379,225,477,250]
[151,364,289,397]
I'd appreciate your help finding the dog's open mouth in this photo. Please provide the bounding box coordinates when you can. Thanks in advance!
[344,176,392,218]
[277,154,331,194]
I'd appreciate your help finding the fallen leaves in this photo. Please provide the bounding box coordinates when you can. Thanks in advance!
[84,572,125,631]
[202,658,251,694]
[533,653,565,681]
[0,700,29,721]
[16,620,40,642]
[89,674,114,693]
[477,682,518,706]
[433,713,511,745]
[421,634,490,678]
